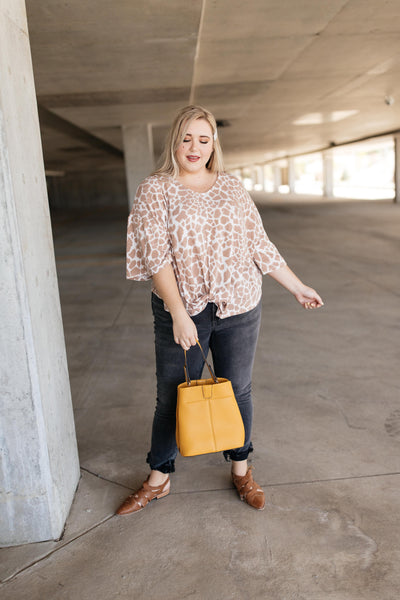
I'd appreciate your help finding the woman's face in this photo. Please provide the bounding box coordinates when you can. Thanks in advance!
[175,118,214,176]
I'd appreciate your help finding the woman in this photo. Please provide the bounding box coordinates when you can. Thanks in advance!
[117,105,323,515]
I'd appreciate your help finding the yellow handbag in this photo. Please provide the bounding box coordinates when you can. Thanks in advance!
[176,341,245,457]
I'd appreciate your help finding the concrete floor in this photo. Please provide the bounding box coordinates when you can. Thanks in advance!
[1,197,400,599]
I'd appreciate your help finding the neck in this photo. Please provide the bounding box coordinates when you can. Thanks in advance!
[178,168,209,183]
[177,169,217,193]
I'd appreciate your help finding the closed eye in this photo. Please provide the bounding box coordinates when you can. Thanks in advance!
[183,137,211,144]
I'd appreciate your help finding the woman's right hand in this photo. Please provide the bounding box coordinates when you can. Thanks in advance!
[172,309,198,351]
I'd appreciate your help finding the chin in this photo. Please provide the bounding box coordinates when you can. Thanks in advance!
[183,164,204,174]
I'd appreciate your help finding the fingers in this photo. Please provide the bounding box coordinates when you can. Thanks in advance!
[172,314,198,350]
[173,334,195,350]
[302,287,324,310]
[304,299,324,310]
[313,292,324,307]
[177,339,197,351]
[174,330,198,351]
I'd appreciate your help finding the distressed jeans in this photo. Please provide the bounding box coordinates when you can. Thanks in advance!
[147,293,262,473]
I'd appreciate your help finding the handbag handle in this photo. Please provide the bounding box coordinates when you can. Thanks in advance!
[184,340,218,386]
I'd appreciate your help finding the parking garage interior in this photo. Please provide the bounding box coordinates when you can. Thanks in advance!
[1,1,400,598]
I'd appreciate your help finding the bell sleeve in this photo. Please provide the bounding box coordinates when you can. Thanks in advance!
[126,177,173,281]
[241,188,286,275]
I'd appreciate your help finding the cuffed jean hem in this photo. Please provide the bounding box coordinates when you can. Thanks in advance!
[146,453,176,474]
[223,442,254,463]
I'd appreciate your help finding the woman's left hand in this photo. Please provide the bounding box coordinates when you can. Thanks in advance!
[295,286,324,310]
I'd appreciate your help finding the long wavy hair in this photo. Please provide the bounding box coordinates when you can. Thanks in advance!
[153,105,224,178]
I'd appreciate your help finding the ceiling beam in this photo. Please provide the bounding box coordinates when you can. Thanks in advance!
[37,105,124,159]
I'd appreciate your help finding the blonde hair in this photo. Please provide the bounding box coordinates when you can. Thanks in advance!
[154,105,224,178]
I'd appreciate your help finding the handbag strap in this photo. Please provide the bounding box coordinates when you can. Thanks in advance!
[184,340,218,386]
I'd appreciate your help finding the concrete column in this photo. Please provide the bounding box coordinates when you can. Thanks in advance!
[273,164,282,192]
[394,136,400,203]
[323,150,334,198]
[288,157,296,194]
[0,0,80,546]
[123,124,154,209]
[263,165,274,192]
[252,166,263,190]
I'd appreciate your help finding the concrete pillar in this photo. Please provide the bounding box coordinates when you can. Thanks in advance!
[394,136,400,203]
[241,168,253,191]
[273,164,282,192]
[0,0,80,546]
[263,165,274,192]
[323,150,334,198]
[288,157,296,194]
[123,124,154,209]
[253,165,263,190]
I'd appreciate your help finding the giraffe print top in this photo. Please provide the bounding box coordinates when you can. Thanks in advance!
[126,172,286,318]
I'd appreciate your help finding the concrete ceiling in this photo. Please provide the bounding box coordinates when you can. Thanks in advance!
[26,0,400,173]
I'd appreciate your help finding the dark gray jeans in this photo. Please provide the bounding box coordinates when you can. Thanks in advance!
[147,293,262,473]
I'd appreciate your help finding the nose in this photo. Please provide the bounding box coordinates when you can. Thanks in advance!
[189,137,198,152]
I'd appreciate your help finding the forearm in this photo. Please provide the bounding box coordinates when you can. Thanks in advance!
[267,264,304,294]
[268,264,324,309]
[152,263,186,318]
[152,263,198,349]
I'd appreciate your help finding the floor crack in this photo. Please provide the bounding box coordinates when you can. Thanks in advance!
[0,515,114,584]
[80,466,133,490]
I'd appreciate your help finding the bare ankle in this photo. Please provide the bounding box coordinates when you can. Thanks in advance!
[148,470,169,487]
[231,460,248,477]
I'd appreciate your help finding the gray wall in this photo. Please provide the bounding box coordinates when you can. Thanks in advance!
[47,167,128,210]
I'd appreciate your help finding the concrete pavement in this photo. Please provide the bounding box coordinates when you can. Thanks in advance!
[1,198,400,599]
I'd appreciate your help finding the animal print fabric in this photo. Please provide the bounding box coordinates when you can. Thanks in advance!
[126,172,286,318]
